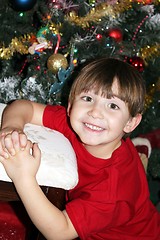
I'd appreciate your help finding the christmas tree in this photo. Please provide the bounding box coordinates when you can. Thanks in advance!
[0,0,160,203]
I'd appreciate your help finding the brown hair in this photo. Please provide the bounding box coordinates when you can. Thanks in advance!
[68,58,146,117]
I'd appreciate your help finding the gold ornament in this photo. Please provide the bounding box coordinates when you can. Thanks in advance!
[47,53,68,74]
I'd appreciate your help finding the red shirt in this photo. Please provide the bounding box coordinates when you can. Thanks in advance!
[43,105,160,240]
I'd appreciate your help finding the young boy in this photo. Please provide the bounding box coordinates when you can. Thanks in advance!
[0,58,159,239]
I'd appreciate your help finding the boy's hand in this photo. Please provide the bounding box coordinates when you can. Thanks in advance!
[0,140,41,183]
[0,129,27,158]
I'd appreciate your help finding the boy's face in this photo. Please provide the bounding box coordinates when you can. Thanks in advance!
[67,80,141,158]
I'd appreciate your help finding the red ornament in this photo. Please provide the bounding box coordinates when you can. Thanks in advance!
[136,0,152,4]
[48,0,63,9]
[96,34,103,40]
[36,65,41,71]
[108,28,123,43]
[128,56,145,72]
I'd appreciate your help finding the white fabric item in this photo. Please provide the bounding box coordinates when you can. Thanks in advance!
[131,137,152,158]
[0,103,78,190]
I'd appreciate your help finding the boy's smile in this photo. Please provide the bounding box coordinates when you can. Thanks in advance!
[84,122,104,132]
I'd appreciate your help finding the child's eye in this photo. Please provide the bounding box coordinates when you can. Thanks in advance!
[108,103,119,110]
[82,96,93,102]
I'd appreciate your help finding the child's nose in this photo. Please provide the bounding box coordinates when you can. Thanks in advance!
[88,104,103,119]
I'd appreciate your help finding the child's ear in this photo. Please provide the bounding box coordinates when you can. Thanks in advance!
[124,114,142,133]
[67,102,71,116]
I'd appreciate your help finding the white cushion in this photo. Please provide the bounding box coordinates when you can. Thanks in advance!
[0,103,78,190]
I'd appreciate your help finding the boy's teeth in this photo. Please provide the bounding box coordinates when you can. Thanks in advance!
[85,123,103,131]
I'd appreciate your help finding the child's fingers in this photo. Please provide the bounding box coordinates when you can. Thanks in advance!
[32,143,41,160]
[0,155,6,164]
[18,133,28,149]
[25,140,33,151]
[5,131,22,155]
[0,141,9,159]
[10,131,21,154]
[2,131,27,156]
[3,134,15,156]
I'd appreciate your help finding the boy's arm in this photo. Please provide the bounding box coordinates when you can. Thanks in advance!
[1,99,45,129]
[16,177,78,240]
[0,99,46,157]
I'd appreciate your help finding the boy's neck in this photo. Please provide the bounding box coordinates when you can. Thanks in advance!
[83,140,122,159]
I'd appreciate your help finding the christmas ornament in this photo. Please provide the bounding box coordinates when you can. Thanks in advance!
[28,27,51,55]
[47,54,68,74]
[28,36,49,55]
[48,0,63,9]
[108,28,123,43]
[128,56,145,72]
[136,0,153,4]
[9,0,37,12]
[49,62,74,95]
[36,27,49,39]
[96,34,103,40]
[47,34,67,74]
[88,0,96,7]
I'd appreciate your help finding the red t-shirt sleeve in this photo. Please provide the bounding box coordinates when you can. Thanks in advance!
[43,105,68,133]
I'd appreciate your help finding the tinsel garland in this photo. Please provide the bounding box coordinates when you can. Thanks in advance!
[65,0,160,27]
[140,44,160,61]
[0,35,32,60]
[65,0,132,27]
